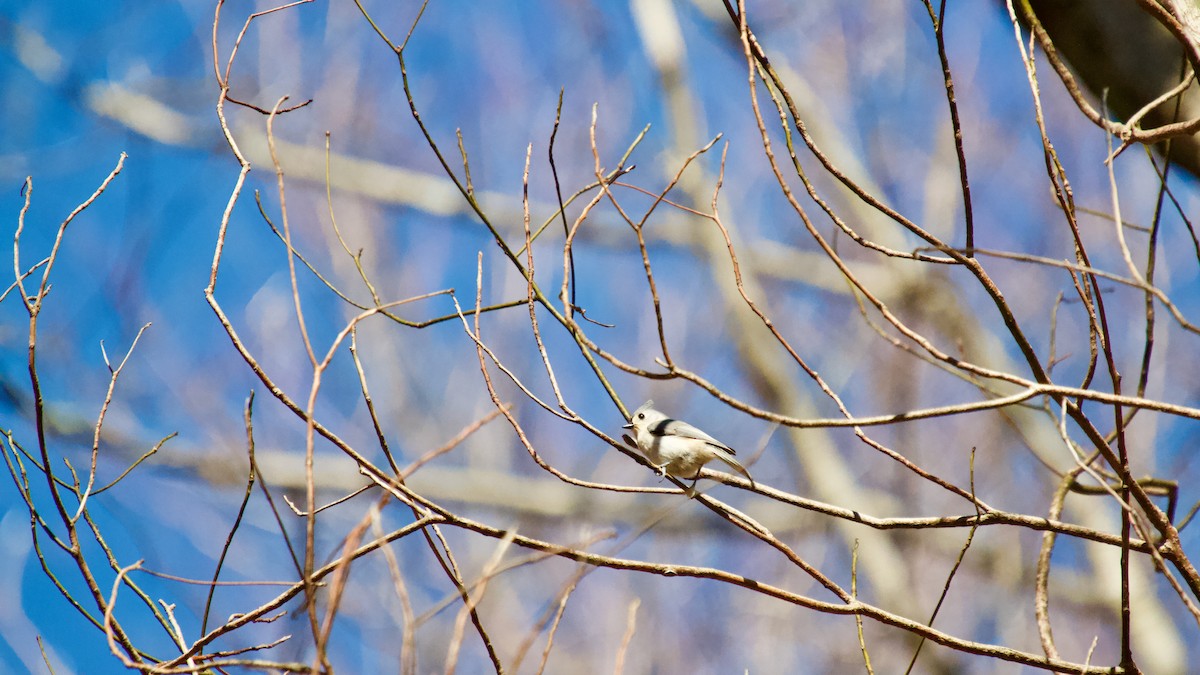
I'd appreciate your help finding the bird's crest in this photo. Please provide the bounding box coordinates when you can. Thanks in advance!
[630,400,655,419]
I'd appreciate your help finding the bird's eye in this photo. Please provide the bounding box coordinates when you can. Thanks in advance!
[637,413,645,419]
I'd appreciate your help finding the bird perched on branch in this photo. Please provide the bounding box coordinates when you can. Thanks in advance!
[622,400,754,494]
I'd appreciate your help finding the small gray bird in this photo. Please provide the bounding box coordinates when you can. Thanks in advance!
[622,400,754,491]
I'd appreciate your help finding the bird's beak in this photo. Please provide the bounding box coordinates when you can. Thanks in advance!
[622,422,633,429]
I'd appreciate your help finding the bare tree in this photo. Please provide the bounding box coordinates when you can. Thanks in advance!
[6,1,1200,673]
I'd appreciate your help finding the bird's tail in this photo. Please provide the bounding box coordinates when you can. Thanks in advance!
[716,450,755,488]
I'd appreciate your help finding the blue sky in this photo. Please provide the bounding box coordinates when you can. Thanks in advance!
[3,1,1200,672]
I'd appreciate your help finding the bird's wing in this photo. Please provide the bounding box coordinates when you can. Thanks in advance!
[653,418,736,454]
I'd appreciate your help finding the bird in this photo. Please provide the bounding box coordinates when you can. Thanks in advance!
[622,400,754,493]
